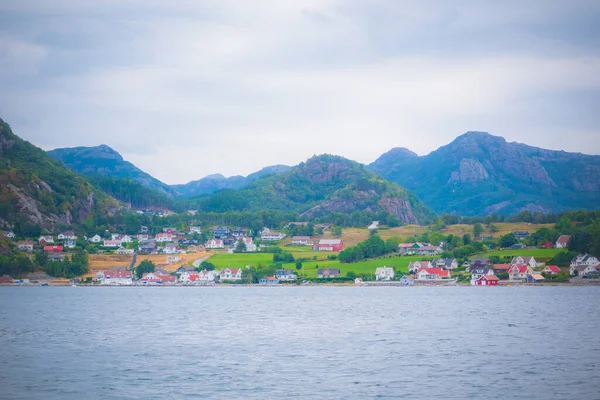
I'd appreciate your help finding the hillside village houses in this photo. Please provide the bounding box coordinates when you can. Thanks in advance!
[219,268,242,280]
[96,269,133,285]
[408,260,432,274]
[375,266,395,281]
[259,276,280,284]
[189,226,202,234]
[3,231,15,239]
[543,265,561,274]
[90,234,102,243]
[116,247,134,255]
[397,242,441,255]
[470,266,495,285]
[416,267,451,280]
[511,256,537,270]
[103,239,122,248]
[240,237,257,252]
[431,258,458,270]
[318,268,341,278]
[509,265,534,281]
[474,275,499,286]
[39,235,54,244]
[156,233,173,242]
[64,240,76,249]
[275,269,297,281]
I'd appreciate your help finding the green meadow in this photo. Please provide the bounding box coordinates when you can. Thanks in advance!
[471,248,564,260]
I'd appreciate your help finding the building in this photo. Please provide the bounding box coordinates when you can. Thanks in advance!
[155,233,173,242]
[291,236,312,246]
[317,268,341,278]
[212,226,230,239]
[375,266,395,281]
[163,227,177,234]
[139,226,149,234]
[139,241,157,253]
[555,235,571,249]
[137,234,150,241]
[199,269,219,282]
[231,228,249,238]
[354,277,363,284]
[275,269,297,281]
[116,247,134,255]
[431,258,458,270]
[415,267,451,280]
[467,258,491,271]
[39,236,54,244]
[493,264,512,275]
[313,239,344,252]
[17,240,34,252]
[509,265,533,281]
[543,265,561,275]
[219,268,242,281]
[189,226,202,234]
[259,276,279,285]
[368,221,379,230]
[205,239,224,249]
[397,243,416,254]
[569,254,600,276]
[474,275,499,286]
[511,256,537,270]
[179,271,200,283]
[399,276,414,286]
[103,240,122,248]
[44,245,63,253]
[64,240,77,249]
[513,231,530,240]
[526,274,545,283]
[416,245,443,256]
[3,231,15,239]
[96,269,133,285]
[58,231,76,240]
[408,261,432,274]
[90,234,102,243]
[470,267,495,285]
[261,231,286,241]
[163,243,179,254]
[237,237,256,252]
[139,272,163,285]
[0,275,13,284]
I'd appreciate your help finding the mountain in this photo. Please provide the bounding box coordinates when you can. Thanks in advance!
[173,165,291,197]
[198,154,435,224]
[0,119,117,229]
[48,145,177,197]
[369,131,600,216]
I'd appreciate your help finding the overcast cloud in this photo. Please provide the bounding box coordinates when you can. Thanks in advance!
[1,0,599,184]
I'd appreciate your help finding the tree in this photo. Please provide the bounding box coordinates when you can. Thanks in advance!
[295,261,303,271]
[200,261,215,271]
[346,271,357,280]
[462,234,472,245]
[234,239,247,253]
[499,233,517,248]
[332,226,343,236]
[473,223,484,238]
[135,259,155,278]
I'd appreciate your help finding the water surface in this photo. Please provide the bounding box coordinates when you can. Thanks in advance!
[0,287,598,399]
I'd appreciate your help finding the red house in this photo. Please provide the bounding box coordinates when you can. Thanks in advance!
[43,245,63,253]
[475,275,499,286]
[543,265,561,274]
[313,239,344,252]
[540,242,554,249]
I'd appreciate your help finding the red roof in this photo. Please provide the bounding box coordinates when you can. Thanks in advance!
[556,235,571,244]
[101,269,132,279]
[44,246,63,252]
[545,265,561,273]
[480,275,499,281]
[510,265,529,273]
[417,267,450,277]
[540,242,554,248]
[494,264,511,271]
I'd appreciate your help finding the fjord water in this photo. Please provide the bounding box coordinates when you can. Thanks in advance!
[1,287,598,399]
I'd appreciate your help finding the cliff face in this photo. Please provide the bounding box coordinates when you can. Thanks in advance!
[368,131,600,216]
[0,118,114,229]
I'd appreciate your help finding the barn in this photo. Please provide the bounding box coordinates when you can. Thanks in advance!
[313,239,344,252]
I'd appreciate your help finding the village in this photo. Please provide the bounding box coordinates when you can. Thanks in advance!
[1,224,599,287]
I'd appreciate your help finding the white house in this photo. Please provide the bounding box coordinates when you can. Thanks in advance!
[219,268,242,280]
[368,221,379,230]
[275,269,297,281]
[103,239,122,248]
[189,226,202,234]
[555,235,571,249]
[416,267,451,280]
[96,269,133,285]
[241,237,256,252]
[511,256,537,270]
[470,267,495,285]
[179,271,200,283]
[64,240,77,249]
[291,236,312,246]
[416,245,443,256]
[431,258,459,270]
[199,269,219,282]
[3,231,15,239]
[17,240,34,252]
[509,265,533,281]
[570,254,600,276]
[261,231,286,241]
[156,233,173,242]
[399,276,414,285]
[163,244,179,254]
[375,266,395,281]
[116,247,134,255]
[205,239,224,249]
[408,261,432,274]
[58,231,76,240]
[90,234,102,243]
[39,236,54,244]
[120,235,133,243]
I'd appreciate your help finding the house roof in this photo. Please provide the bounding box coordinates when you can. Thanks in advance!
[510,265,529,273]
[493,264,512,271]
[480,275,499,281]
[18,240,34,245]
[545,265,561,272]
[417,267,450,277]
[317,268,341,275]
[292,236,311,240]
[318,239,342,245]
[511,256,534,265]
[101,269,132,279]
[398,243,415,248]
[556,235,571,244]
[529,274,545,280]
[44,246,63,252]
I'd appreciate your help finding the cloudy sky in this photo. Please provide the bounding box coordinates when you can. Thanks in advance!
[1,1,599,184]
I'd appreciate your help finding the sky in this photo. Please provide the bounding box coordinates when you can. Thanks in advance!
[1,1,599,184]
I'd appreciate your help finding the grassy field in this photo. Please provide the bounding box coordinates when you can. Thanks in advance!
[86,252,212,277]
[471,248,564,260]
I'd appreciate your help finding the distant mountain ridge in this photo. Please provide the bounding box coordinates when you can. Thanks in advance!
[368,131,600,216]
[48,145,177,197]
[173,165,291,198]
